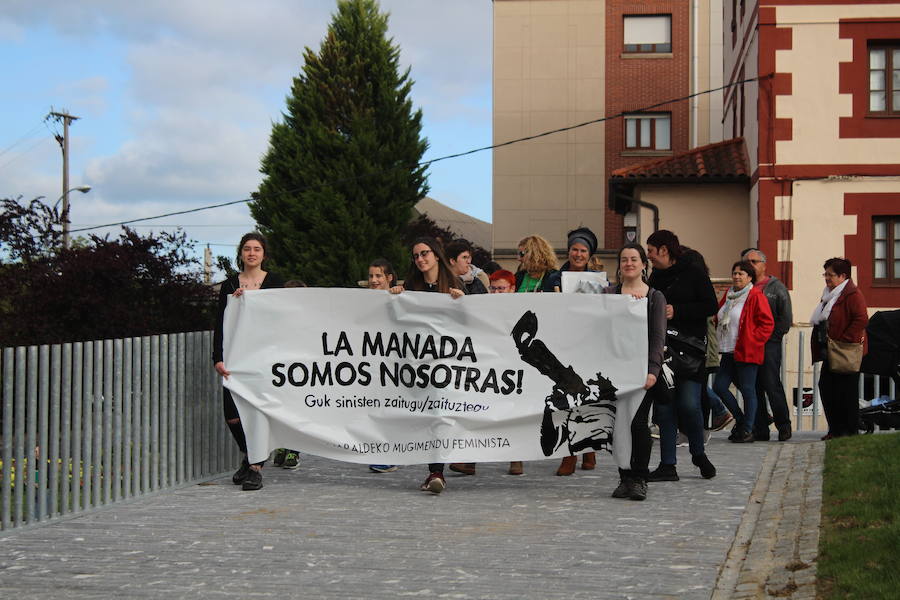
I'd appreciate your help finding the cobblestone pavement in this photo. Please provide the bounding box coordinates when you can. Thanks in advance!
[713,439,824,600]
[0,432,824,599]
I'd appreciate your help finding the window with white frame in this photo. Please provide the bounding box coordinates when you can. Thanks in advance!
[874,216,900,285]
[869,44,900,114]
[624,15,672,54]
[624,113,671,151]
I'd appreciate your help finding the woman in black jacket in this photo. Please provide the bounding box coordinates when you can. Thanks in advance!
[645,230,718,482]
[212,232,284,491]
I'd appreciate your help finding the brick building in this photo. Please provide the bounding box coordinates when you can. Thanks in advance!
[492,0,724,266]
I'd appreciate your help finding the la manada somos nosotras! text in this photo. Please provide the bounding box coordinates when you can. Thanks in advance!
[271,360,524,395]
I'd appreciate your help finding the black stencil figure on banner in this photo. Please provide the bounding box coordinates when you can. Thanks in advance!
[511,311,618,456]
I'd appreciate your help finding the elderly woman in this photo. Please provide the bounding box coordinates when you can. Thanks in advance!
[713,260,774,443]
[811,257,868,440]
[515,235,561,293]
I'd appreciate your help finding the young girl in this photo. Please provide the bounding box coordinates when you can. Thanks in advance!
[367,259,400,474]
[212,232,284,491]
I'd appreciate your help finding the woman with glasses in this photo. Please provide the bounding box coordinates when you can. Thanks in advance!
[212,232,284,491]
[389,237,464,494]
[810,257,868,439]
[515,235,561,293]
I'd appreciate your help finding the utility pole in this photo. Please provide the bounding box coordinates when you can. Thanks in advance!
[49,109,80,248]
[204,245,213,285]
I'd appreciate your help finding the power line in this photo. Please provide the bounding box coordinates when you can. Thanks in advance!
[0,122,47,159]
[68,74,765,235]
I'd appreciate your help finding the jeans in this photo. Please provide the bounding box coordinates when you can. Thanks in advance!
[754,340,791,434]
[655,378,705,465]
[713,353,759,435]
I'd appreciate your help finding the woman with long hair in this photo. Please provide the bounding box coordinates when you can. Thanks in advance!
[645,230,718,482]
[604,243,666,500]
[390,237,464,494]
[212,232,284,491]
[515,235,561,293]
[713,260,774,443]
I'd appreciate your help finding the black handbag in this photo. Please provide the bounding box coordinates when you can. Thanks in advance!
[664,328,707,377]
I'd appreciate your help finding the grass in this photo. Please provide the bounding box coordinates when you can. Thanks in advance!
[818,432,900,599]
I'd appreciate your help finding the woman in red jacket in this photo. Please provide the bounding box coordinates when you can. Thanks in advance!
[810,257,868,439]
[713,260,774,443]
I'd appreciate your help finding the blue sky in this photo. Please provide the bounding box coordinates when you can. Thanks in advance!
[0,1,493,263]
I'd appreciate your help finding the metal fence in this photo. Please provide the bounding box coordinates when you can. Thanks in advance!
[1,331,237,532]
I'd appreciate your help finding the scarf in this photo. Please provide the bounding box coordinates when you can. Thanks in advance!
[810,279,849,325]
[717,284,751,332]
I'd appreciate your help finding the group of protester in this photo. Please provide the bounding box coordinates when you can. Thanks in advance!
[212,228,869,498]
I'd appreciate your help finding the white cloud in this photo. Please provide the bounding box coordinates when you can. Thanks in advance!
[4,0,494,228]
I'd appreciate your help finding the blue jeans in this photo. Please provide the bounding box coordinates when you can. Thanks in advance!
[655,378,705,465]
[713,353,759,435]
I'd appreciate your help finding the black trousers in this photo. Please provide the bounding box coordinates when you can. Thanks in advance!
[818,360,860,437]
[754,340,792,434]
[620,388,655,480]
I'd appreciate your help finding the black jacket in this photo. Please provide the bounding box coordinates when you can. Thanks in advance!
[648,258,718,341]
[212,272,285,364]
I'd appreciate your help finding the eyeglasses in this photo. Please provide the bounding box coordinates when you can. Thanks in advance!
[517,250,527,257]
[411,249,432,260]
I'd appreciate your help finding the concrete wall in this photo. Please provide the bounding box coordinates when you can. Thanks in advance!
[635,183,750,279]
[493,0,606,257]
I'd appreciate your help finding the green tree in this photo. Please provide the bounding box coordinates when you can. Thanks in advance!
[251,0,428,286]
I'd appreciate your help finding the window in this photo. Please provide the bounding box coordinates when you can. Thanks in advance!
[624,113,671,151]
[868,44,900,114]
[624,15,672,54]
[873,216,900,284]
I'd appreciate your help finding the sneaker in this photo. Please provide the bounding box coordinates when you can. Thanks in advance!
[692,454,717,479]
[611,477,631,498]
[232,457,250,485]
[777,426,793,442]
[628,478,648,501]
[242,468,263,491]
[647,464,679,482]
[369,465,399,473]
[711,412,734,431]
[282,451,301,470]
[449,463,476,476]
[650,424,660,439]
[272,448,287,467]
[420,472,446,494]
[676,432,689,447]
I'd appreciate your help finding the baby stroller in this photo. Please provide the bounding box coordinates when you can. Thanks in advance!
[859,309,900,433]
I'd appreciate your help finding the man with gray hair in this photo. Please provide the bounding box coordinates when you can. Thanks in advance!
[742,248,793,441]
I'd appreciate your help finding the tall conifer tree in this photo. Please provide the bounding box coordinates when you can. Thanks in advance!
[252,0,428,286]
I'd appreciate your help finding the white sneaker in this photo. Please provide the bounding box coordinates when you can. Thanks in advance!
[650,424,660,439]
[677,432,689,447]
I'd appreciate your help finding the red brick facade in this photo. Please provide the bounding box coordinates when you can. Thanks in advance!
[604,1,692,249]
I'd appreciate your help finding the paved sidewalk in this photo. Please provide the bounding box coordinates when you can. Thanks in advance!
[0,432,824,599]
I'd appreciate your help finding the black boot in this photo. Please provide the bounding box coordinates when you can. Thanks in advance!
[627,477,648,501]
[232,457,250,485]
[692,454,716,479]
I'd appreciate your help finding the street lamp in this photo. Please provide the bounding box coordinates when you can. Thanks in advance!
[54,185,92,248]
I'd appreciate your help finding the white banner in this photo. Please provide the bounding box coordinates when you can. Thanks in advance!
[224,288,648,468]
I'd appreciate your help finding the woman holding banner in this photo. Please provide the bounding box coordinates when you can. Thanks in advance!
[213,232,284,491]
[390,237,464,494]
[603,243,666,501]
